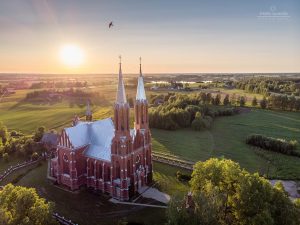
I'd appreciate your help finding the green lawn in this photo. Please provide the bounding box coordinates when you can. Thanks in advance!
[153,162,190,196]
[152,109,300,179]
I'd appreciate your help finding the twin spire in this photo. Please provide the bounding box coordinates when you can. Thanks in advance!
[116,56,147,105]
[116,56,127,104]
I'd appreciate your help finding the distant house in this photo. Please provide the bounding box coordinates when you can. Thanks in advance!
[154,98,164,106]
[150,85,159,90]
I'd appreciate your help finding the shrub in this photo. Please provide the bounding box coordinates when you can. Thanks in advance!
[191,118,204,131]
[176,171,192,182]
[3,152,9,162]
[31,152,39,161]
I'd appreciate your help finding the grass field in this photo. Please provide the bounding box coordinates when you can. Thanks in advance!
[152,109,300,179]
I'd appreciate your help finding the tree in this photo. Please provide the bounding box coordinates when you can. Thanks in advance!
[214,94,221,106]
[239,96,246,107]
[260,96,267,109]
[167,158,300,225]
[33,126,45,142]
[0,184,57,225]
[230,93,236,106]
[191,118,204,131]
[0,122,9,144]
[206,93,212,104]
[3,152,9,162]
[252,96,258,107]
[167,193,219,225]
[223,94,230,106]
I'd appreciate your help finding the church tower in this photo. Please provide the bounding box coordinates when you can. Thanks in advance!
[134,57,152,184]
[134,57,148,130]
[112,56,132,201]
[114,56,130,136]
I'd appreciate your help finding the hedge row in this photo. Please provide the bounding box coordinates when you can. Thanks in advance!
[246,134,299,156]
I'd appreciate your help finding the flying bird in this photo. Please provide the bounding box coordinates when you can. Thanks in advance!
[109,21,113,28]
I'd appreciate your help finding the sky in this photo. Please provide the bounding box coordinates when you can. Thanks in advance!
[0,0,299,74]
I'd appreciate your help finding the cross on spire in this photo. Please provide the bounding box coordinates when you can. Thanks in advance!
[139,57,142,77]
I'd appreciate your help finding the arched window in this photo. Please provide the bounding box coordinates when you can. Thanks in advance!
[99,164,103,179]
[115,161,120,179]
[135,155,141,169]
[90,161,94,177]
[63,154,69,174]
[127,160,131,176]
[106,165,111,181]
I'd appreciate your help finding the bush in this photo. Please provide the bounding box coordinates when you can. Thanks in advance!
[246,134,298,156]
[31,152,39,161]
[176,171,192,182]
[191,118,204,131]
[3,152,9,162]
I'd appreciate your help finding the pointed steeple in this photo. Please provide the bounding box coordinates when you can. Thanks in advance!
[116,56,127,104]
[136,57,146,101]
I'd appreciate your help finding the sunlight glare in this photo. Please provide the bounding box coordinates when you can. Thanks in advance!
[59,44,84,67]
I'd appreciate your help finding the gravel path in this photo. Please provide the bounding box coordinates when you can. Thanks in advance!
[138,186,170,204]
[269,180,300,199]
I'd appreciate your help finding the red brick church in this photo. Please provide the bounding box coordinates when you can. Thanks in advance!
[49,58,152,201]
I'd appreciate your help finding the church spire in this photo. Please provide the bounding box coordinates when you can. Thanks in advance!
[136,57,146,101]
[116,55,127,104]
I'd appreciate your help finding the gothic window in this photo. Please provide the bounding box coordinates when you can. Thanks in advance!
[63,154,68,162]
[62,154,69,174]
[135,155,141,169]
[90,161,94,177]
[127,160,131,176]
[99,164,102,179]
[106,165,111,181]
[115,161,120,179]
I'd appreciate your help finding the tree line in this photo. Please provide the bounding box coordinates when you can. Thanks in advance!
[246,134,299,157]
[235,77,300,96]
[149,93,238,131]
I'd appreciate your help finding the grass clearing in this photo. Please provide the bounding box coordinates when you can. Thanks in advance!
[152,109,300,179]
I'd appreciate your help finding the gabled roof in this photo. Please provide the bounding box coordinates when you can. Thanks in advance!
[64,118,115,161]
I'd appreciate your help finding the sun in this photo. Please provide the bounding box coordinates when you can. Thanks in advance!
[59,44,84,67]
